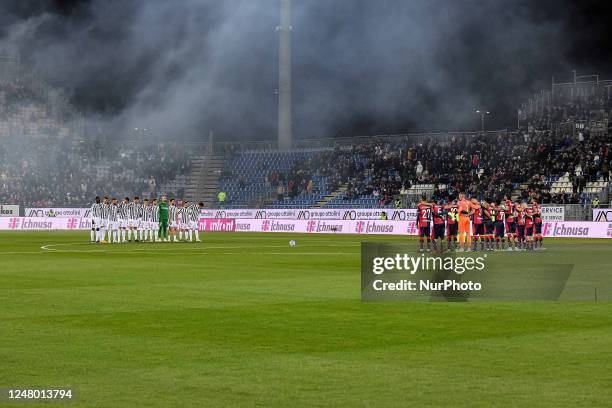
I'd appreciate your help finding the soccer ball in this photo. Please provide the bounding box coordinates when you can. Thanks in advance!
[289,240,296,247]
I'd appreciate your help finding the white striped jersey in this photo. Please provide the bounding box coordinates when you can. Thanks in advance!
[178,207,189,224]
[187,204,200,222]
[169,205,178,223]
[130,202,143,220]
[108,204,119,221]
[149,205,159,222]
[142,205,151,221]
[118,202,130,219]
[90,202,103,218]
[100,203,111,220]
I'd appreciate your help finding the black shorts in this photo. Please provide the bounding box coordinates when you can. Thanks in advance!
[433,224,445,239]
[419,225,430,238]
[516,224,525,238]
[535,222,542,235]
[525,226,534,237]
[495,221,505,238]
[506,221,516,235]
[485,221,495,235]
[473,223,485,236]
[447,223,458,237]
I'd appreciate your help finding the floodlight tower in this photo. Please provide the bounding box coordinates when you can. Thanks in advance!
[277,0,293,150]
[475,110,490,134]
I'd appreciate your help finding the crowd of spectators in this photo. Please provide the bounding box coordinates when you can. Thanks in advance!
[1,78,196,206]
[224,129,610,206]
[358,131,610,205]
[0,135,195,206]
[0,80,43,114]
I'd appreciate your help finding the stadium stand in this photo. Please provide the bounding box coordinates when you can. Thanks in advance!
[217,130,610,208]
[1,65,610,208]
[210,74,610,209]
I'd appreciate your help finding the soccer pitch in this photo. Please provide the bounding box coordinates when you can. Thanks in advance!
[1,232,611,407]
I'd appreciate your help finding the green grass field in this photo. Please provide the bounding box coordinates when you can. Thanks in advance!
[1,232,611,407]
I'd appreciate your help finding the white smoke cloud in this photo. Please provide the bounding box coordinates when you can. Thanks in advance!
[1,0,569,141]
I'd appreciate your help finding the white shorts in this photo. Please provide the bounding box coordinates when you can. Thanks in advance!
[151,222,159,230]
[119,219,129,228]
[129,219,139,228]
[108,221,119,230]
[188,221,198,230]
[169,221,178,228]
[91,217,101,227]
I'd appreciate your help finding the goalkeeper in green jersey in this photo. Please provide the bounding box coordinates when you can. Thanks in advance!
[158,195,170,242]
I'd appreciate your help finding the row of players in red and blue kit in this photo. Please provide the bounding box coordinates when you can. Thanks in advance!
[416,194,543,252]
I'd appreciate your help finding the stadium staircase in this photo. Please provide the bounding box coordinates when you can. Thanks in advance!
[184,155,224,205]
[511,183,529,200]
[200,155,225,206]
[183,155,206,201]
[312,183,348,208]
[321,167,397,209]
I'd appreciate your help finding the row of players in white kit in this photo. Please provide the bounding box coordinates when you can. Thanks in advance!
[89,195,204,243]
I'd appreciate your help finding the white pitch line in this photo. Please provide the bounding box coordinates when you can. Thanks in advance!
[3,241,361,256]
[0,251,59,255]
[33,249,357,256]
[39,242,360,252]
